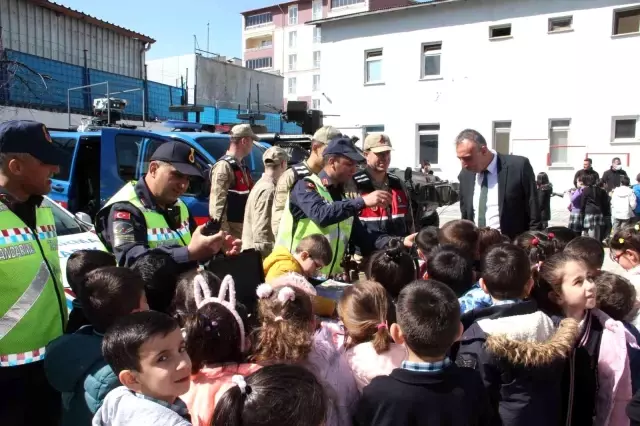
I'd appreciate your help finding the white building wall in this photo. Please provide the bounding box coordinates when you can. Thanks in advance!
[284,22,322,101]
[320,0,640,186]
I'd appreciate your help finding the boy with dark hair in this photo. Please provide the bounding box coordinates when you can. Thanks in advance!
[94,311,192,426]
[45,267,148,426]
[65,249,116,333]
[415,226,438,278]
[131,250,187,313]
[354,280,492,426]
[564,236,605,274]
[425,245,474,297]
[438,219,479,259]
[263,233,332,281]
[456,244,580,426]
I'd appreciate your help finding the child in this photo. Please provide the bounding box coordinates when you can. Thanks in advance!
[633,173,640,217]
[612,175,637,233]
[131,251,186,313]
[565,236,605,275]
[568,174,585,235]
[513,230,557,268]
[610,225,640,319]
[537,252,637,426]
[171,269,221,327]
[364,239,416,300]
[94,311,193,426]
[65,249,116,334]
[537,172,553,229]
[181,275,260,426]
[263,233,332,281]
[438,219,479,260]
[425,245,474,297]
[45,267,148,426]
[415,226,439,278]
[338,280,406,391]
[580,173,610,241]
[457,244,580,426]
[212,364,327,426]
[252,278,358,426]
[354,280,492,426]
[545,226,578,251]
[477,227,503,260]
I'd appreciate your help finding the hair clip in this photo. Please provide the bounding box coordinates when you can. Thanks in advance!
[231,375,247,395]
[274,316,284,322]
[256,283,274,299]
[619,238,626,244]
[376,322,388,330]
[210,320,218,328]
[547,232,555,240]
[531,237,540,246]
[635,224,640,232]
[277,287,296,303]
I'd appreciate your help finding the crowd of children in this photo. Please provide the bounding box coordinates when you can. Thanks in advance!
[38,216,640,425]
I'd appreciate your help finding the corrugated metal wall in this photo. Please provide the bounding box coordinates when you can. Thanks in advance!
[0,0,144,78]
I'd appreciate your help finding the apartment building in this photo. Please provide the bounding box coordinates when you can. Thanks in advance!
[313,0,640,186]
[241,0,410,109]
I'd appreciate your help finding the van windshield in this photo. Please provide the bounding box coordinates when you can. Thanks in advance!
[194,136,265,179]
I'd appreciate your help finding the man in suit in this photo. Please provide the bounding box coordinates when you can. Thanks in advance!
[456,129,541,238]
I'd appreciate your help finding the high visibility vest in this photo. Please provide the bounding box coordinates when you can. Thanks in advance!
[96,182,192,250]
[353,170,409,237]
[219,156,253,223]
[275,174,353,278]
[0,201,66,366]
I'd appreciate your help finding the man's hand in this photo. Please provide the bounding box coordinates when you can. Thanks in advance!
[223,234,242,256]
[362,190,392,208]
[403,232,417,248]
[187,225,226,261]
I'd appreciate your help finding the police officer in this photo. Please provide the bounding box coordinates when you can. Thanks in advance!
[95,141,240,267]
[276,137,416,278]
[271,125,341,235]
[0,120,66,425]
[347,133,415,237]
[209,123,256,240]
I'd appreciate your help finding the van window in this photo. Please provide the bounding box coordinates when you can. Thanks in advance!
[143,139,207,197]
[193,137,229,162]
[115,134,143,181]
[42,198,84,236]
[51,137,77,181]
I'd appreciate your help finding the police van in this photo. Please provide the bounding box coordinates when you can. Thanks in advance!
[48,126,269,226]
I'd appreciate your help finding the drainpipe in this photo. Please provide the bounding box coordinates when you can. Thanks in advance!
[140,42,152,124]
[276,4,285,77]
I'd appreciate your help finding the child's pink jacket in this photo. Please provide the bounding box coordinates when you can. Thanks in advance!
[182,363,261,426]
[344,341,407,391]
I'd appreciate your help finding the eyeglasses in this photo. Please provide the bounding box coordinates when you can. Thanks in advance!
[610,250,625,263]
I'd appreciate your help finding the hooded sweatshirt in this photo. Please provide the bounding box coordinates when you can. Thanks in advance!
[44,325,120,426]
[611,185,637,220]
[456,300,579,426]
[263,246,302,282]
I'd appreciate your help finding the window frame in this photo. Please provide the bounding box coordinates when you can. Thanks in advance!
[288,77,297,94]
[288,54,297,71]
[548,16,573,33]
[612,6,640,36]
[421,41,442,79]
[489,24,512,40]
[313,51,321,69]
[245,12,273,28]
[492,121,512,155]
[549,118,571,166]
[288,31,297,49]
[313,74,320,92]
[312,0,323,20]
[331,0,365,9]
[312,99,321,109]
[313,26,322,43]
[364,49,383,84]
[246,57,272,70]
[288,4,298,25]
[612,116,639,143]
[417,123,440,166]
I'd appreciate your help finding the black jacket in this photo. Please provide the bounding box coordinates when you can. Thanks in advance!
[354,364,492,426]
[537,184,553,222]
[458,153,541,239]
[456,301,580,426]
[602,168,629,192]
[581,185,611,216]
[573,168,600,188]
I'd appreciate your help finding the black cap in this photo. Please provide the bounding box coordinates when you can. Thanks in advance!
[149,141,203,177]
[0,120,66,165]
[323,136,365,162]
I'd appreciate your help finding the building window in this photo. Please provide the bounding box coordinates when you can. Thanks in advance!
[245,12,273,28]
[313,74,320,91]
[313,51,321,68]
[613,7,640,35]
[549,119,570,164]
[246,57,273,69]
[313,26,322,43]
[418,124,439,165]
[288,77,297,94]
[312,0,323,20]
[312,99,321,109]
[289,31,297,48]
[365,49,382,84]
[493,121,511,155]
[421,42,442,78]
[289,5,298,25]
[613,117,638,141]
[489,24,512,39]
[363,125,385,144]
[260,39,273,47]
[331,0,364,8]
[288,54,297,71]
[549,16,573,33]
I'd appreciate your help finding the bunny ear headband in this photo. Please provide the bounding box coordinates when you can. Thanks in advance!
[193,274,246,351]
[264,273,317,297]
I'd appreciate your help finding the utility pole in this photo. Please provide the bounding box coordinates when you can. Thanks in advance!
[207,22,210,53]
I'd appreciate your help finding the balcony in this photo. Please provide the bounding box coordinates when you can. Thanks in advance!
[244,12,275,33]
[245,36,274,52]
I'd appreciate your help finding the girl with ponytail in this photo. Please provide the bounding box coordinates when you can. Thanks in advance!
[212,364,327,426]
[181,275,260,426]
[364,239,417,300]
[338,280,406,391]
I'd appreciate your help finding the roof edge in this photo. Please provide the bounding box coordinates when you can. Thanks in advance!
[29,0,156,43]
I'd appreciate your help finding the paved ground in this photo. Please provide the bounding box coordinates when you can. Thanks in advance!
[436,195,625,274]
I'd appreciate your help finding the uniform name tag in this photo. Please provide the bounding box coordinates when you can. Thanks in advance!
[0,243,36,261]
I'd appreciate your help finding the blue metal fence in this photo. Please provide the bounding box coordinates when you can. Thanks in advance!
[1,49,302,133]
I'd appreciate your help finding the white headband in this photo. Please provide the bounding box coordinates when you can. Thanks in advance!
[232,374,247,395]
[193,274,246,352]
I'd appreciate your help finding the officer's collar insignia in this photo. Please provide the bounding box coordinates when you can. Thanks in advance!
[306,182,316,189]
[43,125,52,143]
[188,148,195,164]
[322,178,329,186]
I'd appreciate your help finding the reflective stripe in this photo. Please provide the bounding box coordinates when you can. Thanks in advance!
[228,189,250,195]
[0,227,34,245]
[0,346,46,367]
[147,220,189,242]
[0,261,50,339]
[360,213,406,222]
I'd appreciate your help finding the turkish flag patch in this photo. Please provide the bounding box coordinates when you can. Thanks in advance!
[114,211,131,220]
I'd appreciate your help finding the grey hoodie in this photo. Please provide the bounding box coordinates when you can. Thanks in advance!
[92,387,191,426]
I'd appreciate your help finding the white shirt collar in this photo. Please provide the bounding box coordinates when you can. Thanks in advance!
[484,150,498,175]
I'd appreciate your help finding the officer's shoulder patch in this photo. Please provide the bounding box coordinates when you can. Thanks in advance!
[114,211,131,220]
[455,355,477,370]
[305,181,317,192]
